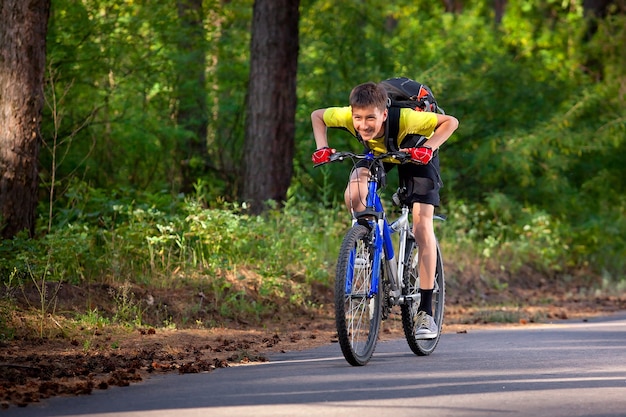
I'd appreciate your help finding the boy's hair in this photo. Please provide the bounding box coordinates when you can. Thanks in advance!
[349,82,388,111]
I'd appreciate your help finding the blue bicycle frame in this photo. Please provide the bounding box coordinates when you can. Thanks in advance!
[348,153,398,298]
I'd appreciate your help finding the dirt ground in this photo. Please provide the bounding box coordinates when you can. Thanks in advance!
[1,278,625,410]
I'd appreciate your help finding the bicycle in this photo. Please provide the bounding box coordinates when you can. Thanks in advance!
[322,150,445,366]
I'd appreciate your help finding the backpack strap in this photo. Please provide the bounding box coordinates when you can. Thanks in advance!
[385,105,401,153]
[385,104,433,153]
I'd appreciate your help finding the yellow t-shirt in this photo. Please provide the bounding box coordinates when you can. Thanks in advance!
[323,106,438,158]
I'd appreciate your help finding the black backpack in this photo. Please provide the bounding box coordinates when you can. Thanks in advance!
[380,77,444,152]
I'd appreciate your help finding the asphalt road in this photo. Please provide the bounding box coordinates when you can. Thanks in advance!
[7,313,626,417]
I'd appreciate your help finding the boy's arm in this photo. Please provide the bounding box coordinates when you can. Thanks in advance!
[401,113,459,165]
[311,109,329,149]
[422,114,459,151]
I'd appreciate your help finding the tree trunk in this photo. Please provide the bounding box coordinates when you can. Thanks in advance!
[242,0,300,213]
[494,0,507,26]
[583,0,617,18]
[441,0,463,14]
[581,0,624,79]
[0,0,50,238]
[176,0,208,193]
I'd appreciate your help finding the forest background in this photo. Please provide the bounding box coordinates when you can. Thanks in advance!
[1,0,625,339]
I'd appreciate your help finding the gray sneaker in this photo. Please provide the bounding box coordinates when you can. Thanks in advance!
[415,311,438,340]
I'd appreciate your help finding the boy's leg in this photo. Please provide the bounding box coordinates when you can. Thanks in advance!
[344,167,369,215]
[412,202,436,308]
[412,201,439,339]
[397,153,441,339]
[413,203,437,316]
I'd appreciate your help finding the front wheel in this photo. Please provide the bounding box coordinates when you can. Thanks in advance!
[335,224,382,366]
[401,238,445,356]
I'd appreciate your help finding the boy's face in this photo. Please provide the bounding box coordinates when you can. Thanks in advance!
[351,105,387,142]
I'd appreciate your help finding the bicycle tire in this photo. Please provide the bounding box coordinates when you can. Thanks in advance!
[401,238,445,356]
[335,224,382,366]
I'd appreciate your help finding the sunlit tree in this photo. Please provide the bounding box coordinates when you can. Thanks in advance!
[0,0,51,238]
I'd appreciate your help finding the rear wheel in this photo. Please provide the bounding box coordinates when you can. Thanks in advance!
[335,224,382,366]
[401,238,445,356]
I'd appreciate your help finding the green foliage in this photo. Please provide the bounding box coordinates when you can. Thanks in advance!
[43,0,237,193]
[0,269,20,340]
[76,308,110,328]
[1,183,350,324]
[441,193,571,275]
[110,281,144,326]
[297,2,625,281]
[0,299,16,341]
[16,0,625,316]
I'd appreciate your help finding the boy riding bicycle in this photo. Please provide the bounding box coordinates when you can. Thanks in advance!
[311,81,459,339]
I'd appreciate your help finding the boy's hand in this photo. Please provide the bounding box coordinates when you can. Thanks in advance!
[312,147,333,165]
[407,146,433,164]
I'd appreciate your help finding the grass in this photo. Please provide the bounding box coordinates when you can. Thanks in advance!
[0,185,623,341]
[0,192,348,339]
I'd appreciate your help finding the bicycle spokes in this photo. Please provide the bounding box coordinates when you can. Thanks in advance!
[335,224,382,366]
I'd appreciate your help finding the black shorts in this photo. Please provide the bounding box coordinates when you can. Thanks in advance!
[394,155,442,207]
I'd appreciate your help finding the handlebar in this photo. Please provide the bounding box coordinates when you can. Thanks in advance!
[315,150,413,168]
